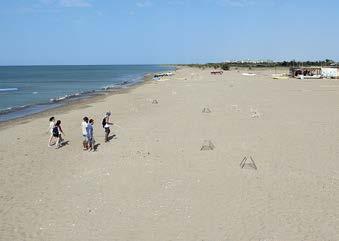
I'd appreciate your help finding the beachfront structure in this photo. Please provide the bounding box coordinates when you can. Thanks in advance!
[290,67,339,79]
[290,67,321,78]
[322,67,338,79]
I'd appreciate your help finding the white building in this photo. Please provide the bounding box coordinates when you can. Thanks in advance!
[321,67,339,79]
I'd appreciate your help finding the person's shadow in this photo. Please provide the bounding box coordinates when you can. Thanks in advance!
[108,134,117,142]
[93,143,100,151]
[59,140,69,148]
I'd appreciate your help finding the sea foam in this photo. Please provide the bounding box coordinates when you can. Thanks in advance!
[0,88,18,92]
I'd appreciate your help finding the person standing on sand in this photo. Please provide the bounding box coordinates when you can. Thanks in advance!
[86,119,95,151]
[102,112,113,142]
[53,120,65,149]
[48,116,55,147]
[81,117,89,150]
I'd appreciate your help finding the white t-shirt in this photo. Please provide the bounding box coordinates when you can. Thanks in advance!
[81,121,88,135]
[49,121,55,134]
[104,116,110,128]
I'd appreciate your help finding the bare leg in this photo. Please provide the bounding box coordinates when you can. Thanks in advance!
[55,137,60,149]
[83,139,88,150]
[48,134,54,147]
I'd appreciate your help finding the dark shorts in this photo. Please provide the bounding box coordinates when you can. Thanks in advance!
[105,127,110,133]
[53,133,59,138]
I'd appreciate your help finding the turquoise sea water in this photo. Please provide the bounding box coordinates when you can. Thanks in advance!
[0,65,174,121]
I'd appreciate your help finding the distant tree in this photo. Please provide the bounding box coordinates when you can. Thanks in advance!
[221,63,230,71]
[182,59,337,69]
[325,59,334,64]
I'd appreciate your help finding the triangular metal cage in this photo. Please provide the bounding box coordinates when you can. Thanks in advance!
[200,140,215,151]
[240,156,257,170]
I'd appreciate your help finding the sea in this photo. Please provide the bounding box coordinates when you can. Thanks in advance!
[0,65,174,122]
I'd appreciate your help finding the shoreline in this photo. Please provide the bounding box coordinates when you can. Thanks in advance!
[0,73,155,130]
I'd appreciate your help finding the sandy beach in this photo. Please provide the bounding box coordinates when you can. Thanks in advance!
[0,67,338,241]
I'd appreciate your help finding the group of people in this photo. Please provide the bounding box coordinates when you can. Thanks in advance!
[48,117,65,149]
[81,117,95,151]
[48,111,113,151]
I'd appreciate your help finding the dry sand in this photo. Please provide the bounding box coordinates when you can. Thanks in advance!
[0,67,338,241]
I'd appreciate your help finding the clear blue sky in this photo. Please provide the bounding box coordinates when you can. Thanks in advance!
[1,0,338,65]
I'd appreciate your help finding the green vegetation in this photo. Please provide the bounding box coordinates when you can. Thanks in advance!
[179,59,337,69]
[221,63,230,71]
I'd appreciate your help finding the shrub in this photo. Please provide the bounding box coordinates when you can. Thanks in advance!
[221,63,230,71]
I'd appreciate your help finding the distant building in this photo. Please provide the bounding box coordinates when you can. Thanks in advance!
[290,67,322,78]
[290,67,339,79]
[322,67,338,78]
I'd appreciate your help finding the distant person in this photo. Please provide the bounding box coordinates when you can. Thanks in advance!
[86,119,95,151]
[52,120,65,149]
[48,116,55,147]
[102,112,113,142]
[81,117,89,150]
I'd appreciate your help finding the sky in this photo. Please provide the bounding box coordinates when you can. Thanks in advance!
[0,0,339,65]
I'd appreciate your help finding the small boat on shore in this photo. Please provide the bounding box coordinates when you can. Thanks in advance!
[242,73,256,76]
[272,74,289,80]
[296,75,322,79]
[273,76,289,80]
